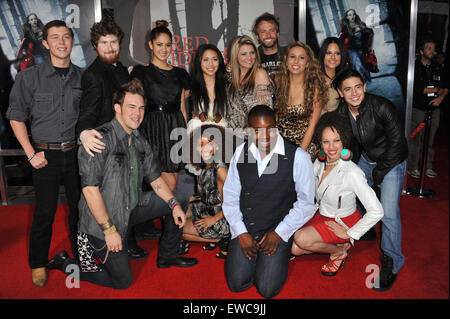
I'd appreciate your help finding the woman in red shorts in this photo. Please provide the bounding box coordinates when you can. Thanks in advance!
[291,111,383,276]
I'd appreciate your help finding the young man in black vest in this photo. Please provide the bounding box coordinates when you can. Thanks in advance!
[222,105,315,298]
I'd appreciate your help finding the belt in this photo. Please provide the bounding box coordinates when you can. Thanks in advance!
[33,140,76,152]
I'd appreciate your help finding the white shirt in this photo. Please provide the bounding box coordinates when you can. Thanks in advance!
[222,132,316,242]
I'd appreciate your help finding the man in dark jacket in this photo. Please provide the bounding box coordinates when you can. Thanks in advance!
[47,79,197,289]
[408,39,448,179]
[336,69,408,292]
[76,19,159,260]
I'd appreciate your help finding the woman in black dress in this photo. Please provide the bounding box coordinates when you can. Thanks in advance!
[131,20,190,190]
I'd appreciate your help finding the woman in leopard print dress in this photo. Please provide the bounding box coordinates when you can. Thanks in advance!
[274,41,328,160]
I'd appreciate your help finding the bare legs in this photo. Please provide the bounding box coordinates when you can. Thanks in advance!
[291,225,350,272]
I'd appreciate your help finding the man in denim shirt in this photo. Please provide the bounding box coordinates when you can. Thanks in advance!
[47,79,197,289]
[7,20,81,287]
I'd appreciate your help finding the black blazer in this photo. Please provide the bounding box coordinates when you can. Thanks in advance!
[76,57,130,137]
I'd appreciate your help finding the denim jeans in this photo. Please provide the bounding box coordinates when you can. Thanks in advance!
[358,156,406,274]
[29,148,80,269]
[65,191,188,289]
[225,233,293,298]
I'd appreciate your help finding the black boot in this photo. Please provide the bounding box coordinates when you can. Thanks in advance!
[127,227,149,260]
[373,253,397,292]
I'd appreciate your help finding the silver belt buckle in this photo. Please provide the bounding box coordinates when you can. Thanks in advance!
[61,141,70,152]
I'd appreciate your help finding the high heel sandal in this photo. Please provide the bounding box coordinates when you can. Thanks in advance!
[321,250,350,276]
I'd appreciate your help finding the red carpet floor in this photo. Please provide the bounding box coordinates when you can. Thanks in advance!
[0,130,448,301]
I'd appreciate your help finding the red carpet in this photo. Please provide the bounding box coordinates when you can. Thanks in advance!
[0,130,448,300]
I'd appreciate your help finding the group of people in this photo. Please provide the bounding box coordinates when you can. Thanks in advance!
[6,10,445,298]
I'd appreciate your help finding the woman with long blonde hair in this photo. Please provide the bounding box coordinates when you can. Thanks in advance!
[225,35,272,133]
[274,41,328,160]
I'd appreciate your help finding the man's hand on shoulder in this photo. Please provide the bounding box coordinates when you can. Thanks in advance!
[80,129,105,157]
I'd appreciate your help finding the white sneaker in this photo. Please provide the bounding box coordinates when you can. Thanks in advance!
[407,169,420,178]
[425,169,438,178]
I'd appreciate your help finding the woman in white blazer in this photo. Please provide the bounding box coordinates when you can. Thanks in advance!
[291,112,383,276]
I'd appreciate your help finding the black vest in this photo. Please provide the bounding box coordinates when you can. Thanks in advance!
[237,139,298,238]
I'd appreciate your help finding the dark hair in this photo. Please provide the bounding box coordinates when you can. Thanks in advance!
[418,39,435,51]
[90,19,124,48]
[43,20,73,40]
[144,20,172,58]
[248,104,275,123]
[332,68,365,90]
[252,12,280,35]
[313,111,352,149]
[318,37,349,79]
[190,44,228,117]
[340,9,365,35]
[112,78,147,109]
[189,124,226,169]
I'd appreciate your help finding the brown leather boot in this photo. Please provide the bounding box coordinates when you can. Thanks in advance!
[31,267,47,287]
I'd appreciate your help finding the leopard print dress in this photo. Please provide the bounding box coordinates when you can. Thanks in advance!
[276,103,318,161]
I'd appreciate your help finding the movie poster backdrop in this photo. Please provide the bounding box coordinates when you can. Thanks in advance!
[306,0,412,117]
[0,0,96,78]
[109,0,296,70]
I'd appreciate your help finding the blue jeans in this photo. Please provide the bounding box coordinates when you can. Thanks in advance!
[358,156,406,274]
[225,233,293,298]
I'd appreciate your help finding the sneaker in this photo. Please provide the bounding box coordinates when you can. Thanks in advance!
[407,169,420,178]
[425,169,438,178]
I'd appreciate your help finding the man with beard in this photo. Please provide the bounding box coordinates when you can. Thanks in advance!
[407,39,448,179]
[76,19,159,261]
[252,12,286,79]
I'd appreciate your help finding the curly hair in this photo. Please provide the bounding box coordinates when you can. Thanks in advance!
[90,19,124,48]
[252,12,280,35]
[189,124,227,170]
[313,111,352,149]
[275,41,328,117]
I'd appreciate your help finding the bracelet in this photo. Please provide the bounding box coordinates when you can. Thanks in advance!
[103,225,117,236]
[27,152,36,162]
[168,197,180,210]
[99,219,114,231]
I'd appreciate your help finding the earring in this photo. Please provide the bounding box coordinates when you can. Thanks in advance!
[340,148,353,161]
[317,149,326,162]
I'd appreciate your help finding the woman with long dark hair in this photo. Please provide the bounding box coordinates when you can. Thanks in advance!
[131,20,191,191]
[318,37,349,114]
[338,9,375,82]
[188,43,228,132]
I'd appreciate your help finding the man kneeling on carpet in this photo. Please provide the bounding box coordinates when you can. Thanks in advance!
[47,79,198,289]
[222,105,316,298]
[291,112,383,276]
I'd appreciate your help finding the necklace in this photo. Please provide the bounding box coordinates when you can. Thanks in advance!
[325,158,340,166]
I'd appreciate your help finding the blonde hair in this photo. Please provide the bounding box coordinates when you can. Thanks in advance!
[275,41,328,116]
[228,35,261,98]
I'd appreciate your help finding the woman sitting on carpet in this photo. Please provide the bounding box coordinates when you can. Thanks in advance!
[182,124,231,259]
[291,112,383,276]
